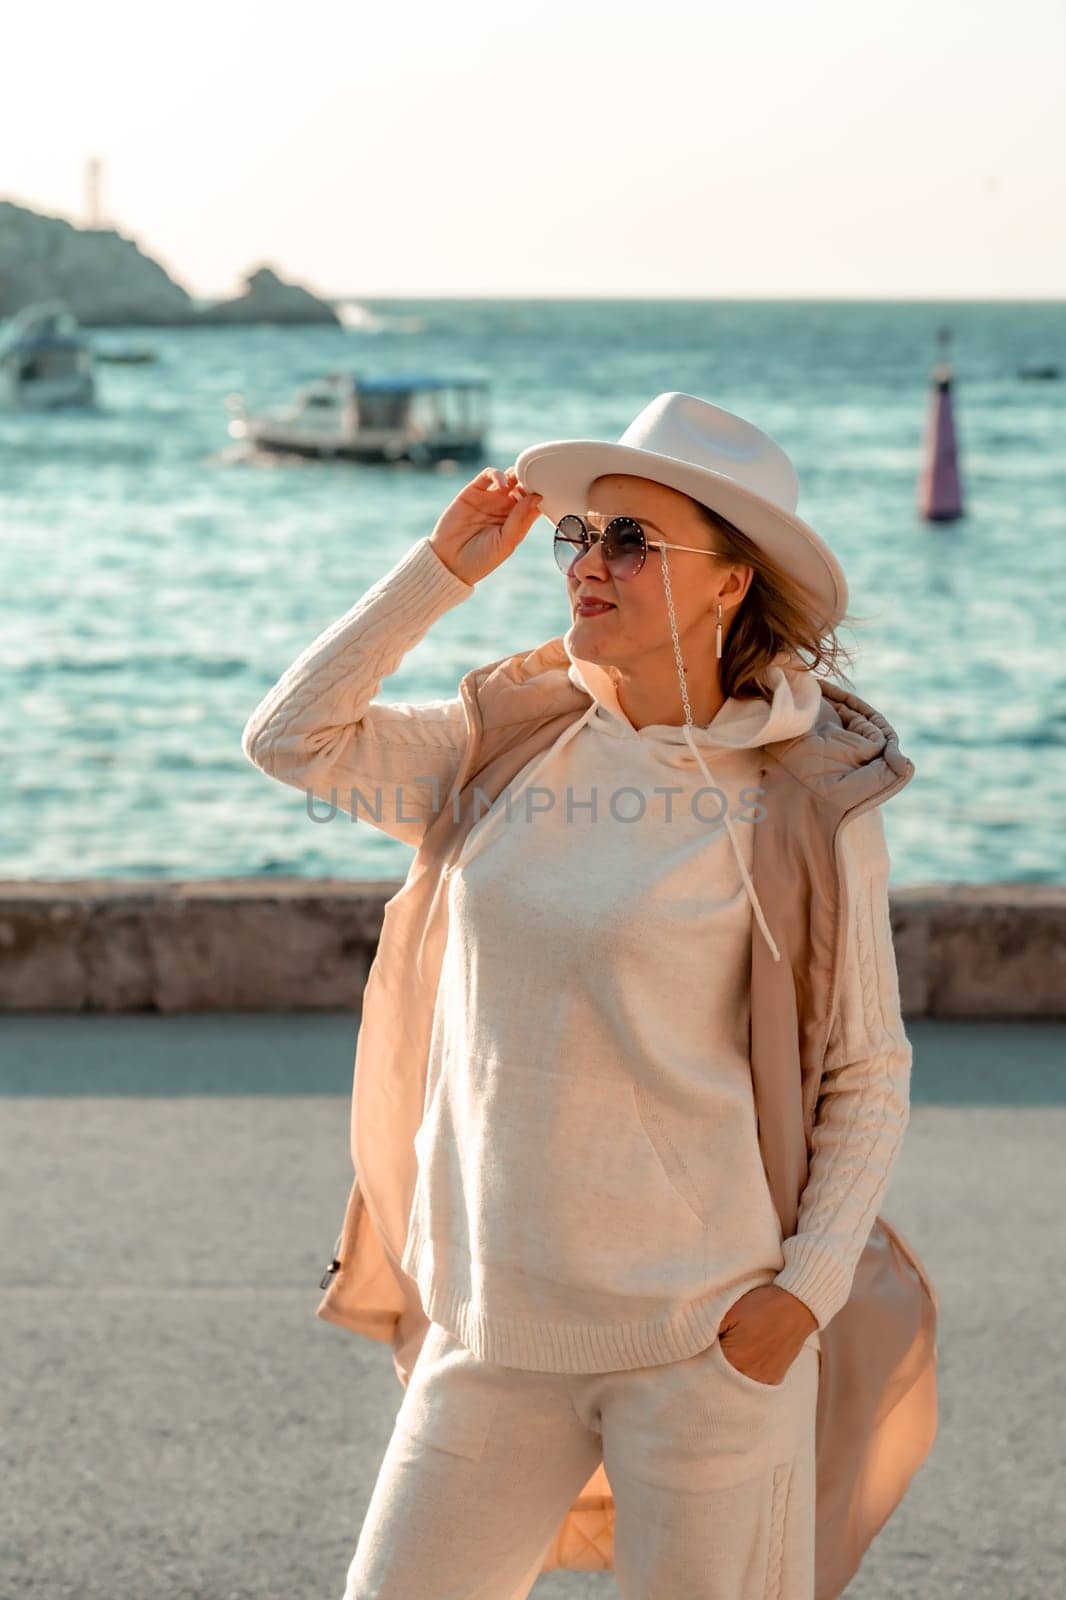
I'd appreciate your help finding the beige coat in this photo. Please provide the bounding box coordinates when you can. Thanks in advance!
[315,633,939,1600]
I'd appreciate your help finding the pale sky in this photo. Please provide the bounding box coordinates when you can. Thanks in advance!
[4,0,1064,300]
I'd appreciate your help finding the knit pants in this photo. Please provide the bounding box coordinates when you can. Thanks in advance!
[341,1319,821,1600]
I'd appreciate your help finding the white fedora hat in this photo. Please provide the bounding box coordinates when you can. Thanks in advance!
[514,391,848,629]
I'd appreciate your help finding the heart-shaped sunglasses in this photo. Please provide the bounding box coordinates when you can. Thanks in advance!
[553,514,728,581]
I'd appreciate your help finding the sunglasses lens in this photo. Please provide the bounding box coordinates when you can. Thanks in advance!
[553,515,646,580]
[604,519,645,580]
[553,516,586,576]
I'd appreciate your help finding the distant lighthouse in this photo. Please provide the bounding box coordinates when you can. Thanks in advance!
[918,325,964,521]
[85,156,107,228]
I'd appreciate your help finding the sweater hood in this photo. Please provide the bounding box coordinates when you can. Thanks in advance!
[562,620,824,752]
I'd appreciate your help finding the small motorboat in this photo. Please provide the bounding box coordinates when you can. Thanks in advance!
[226,371,489,463]
[0,299,96,409]
[95,345,158,365]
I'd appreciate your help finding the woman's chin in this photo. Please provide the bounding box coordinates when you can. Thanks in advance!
[571,611,618,650]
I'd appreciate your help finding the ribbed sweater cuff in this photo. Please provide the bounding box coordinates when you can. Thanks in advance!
[772,1236,856,1331]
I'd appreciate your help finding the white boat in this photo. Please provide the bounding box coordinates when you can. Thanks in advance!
[0,300,96,409]
[226,371,489,463]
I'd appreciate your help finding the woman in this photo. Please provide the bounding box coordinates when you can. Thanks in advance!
[242,393,928,1600]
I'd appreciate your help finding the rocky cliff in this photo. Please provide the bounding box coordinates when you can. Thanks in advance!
[195,265,339,325]
[0,199,340,327]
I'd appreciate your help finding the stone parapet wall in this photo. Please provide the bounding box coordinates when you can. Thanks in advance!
[0,880,1062,1017]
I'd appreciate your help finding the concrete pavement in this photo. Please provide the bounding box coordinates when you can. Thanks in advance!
[1,1015,1063,1599]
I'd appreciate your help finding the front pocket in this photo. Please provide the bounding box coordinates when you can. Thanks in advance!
[394,1322,501,1464]
[710,1335,785,1395]
[631,1083,708,1225]
[434,1059,710,1304]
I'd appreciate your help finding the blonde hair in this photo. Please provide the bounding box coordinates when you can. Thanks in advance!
[690,498,864,702]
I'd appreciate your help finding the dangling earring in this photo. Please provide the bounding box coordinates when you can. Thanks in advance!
[715,603,724,660]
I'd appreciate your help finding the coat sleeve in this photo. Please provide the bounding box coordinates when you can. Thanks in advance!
[771,802,913,1331]
[241,536,476,847]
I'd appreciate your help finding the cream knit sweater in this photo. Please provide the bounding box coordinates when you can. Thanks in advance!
[243,537,913,1373]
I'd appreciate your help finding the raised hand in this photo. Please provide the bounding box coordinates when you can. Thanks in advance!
[429,465,543,587]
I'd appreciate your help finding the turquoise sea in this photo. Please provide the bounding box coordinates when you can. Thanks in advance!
[2,298,1064,886]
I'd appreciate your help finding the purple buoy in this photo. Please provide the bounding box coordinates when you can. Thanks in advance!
[918,326,964,521]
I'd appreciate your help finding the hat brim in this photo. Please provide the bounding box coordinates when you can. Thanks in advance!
[513,438,849,629]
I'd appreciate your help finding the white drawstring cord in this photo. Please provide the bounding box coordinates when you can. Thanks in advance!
[680,723,782,963]
[660,544,782,964]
